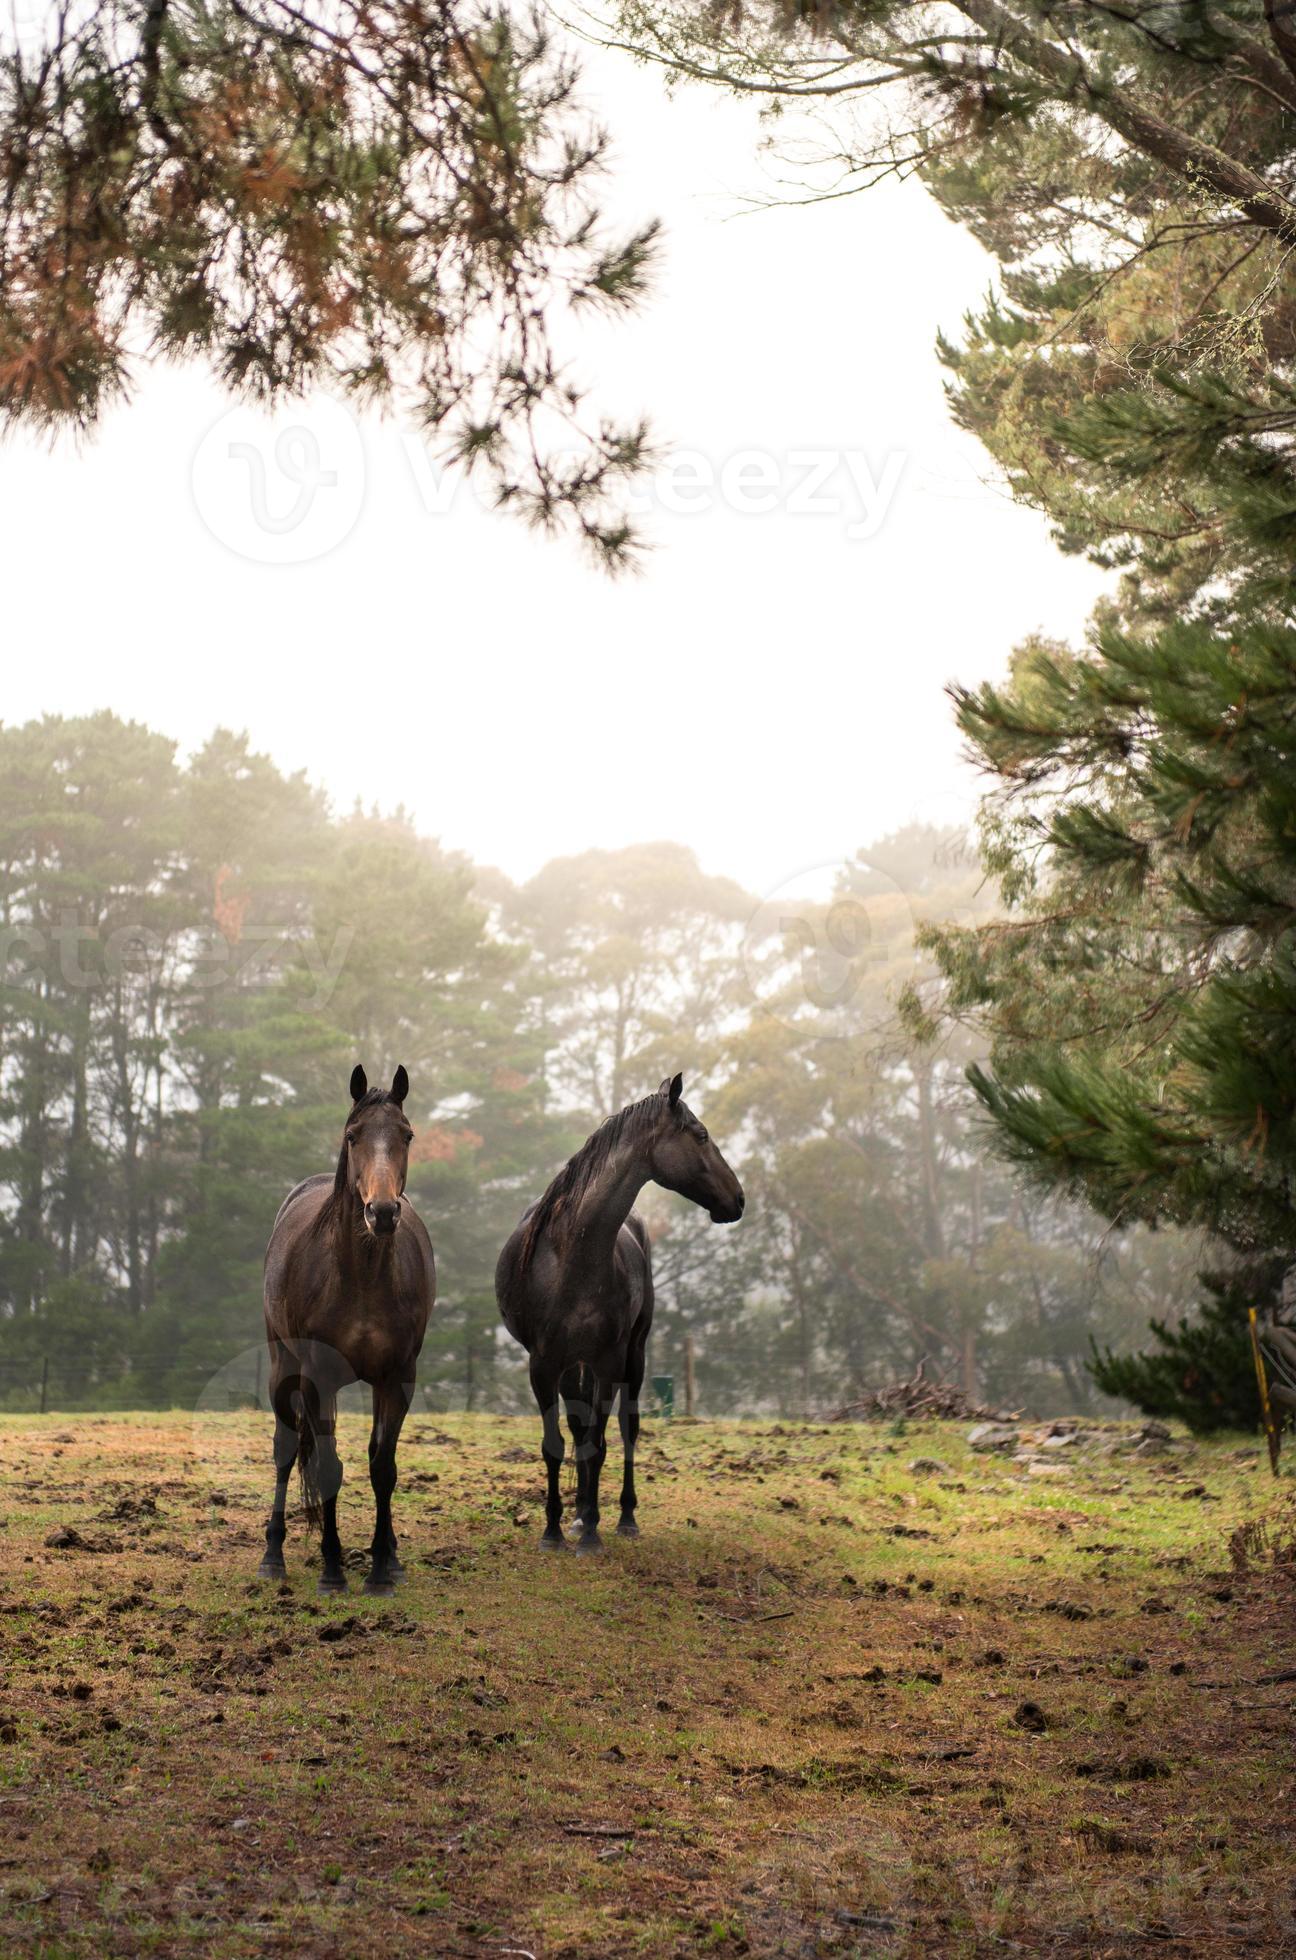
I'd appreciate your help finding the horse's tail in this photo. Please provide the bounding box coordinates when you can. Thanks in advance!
[294,1379,336,1531]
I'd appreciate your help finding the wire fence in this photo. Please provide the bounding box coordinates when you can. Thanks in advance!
[0,1353,685,1417]
[0,1357,481,1416]
[0,1354,267,1414]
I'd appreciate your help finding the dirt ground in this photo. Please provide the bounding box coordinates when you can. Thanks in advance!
[0,1407,1293,1957]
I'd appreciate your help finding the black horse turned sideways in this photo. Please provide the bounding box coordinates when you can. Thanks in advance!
[496,1074,745,1553]
[260,1065,436,1594]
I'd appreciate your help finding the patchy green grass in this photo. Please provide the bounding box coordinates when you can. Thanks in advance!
[0,1409,1293,1956]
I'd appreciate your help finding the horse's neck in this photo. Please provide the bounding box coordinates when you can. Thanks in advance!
[330,1192,392,1281]
[569,1139,650,1269]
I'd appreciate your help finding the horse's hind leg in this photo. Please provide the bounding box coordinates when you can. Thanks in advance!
[258,1349,298,1580]
[616,1340,646,1539]
[365,1377,410,1596]
[530,1360,567,1550]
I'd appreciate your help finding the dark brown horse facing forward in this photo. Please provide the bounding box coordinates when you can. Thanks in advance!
[260,1065,435,1594]
[496,1074,744,1553]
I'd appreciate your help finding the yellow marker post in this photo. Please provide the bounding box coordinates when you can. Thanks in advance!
[1248,1307,1282,1478]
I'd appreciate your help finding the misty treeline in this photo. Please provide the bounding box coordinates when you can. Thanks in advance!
[0,711,1200,1414]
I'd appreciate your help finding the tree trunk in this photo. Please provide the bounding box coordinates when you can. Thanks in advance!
[961,1326,977,1402]
[954,0,1296,242]
[915,1058,946,1261]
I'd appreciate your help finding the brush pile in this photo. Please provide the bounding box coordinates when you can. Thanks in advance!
[831,1362,1021,1425]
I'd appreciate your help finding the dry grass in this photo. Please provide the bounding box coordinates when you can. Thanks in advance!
[0,1408,1293,1956]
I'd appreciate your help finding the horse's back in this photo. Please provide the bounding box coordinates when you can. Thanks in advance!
[622,1211,651,1263]
[619,1211,654,1343]
[494,1213,533,1348]
[272,1173,333,1236]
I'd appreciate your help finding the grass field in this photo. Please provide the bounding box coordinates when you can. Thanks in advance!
[0,1408,1293,1957]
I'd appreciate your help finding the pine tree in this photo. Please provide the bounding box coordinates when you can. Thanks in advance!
[0,0,658,564]
[1088,1262,1280,1433]
[940,619,1296,1252]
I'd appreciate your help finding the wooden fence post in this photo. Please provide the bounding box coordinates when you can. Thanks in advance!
[684,1334,696,1419]
[1248,1308,1282,1476]
[39,1355,48,1416]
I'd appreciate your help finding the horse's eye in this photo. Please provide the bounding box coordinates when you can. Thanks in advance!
[697,1127,709,1144]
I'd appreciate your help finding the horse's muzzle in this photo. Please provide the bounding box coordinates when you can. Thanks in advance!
[710,1189,745,1225]
[364,1199,401,1236]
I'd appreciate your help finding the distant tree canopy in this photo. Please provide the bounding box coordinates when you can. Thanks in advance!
[0,0,657,561]
[0,713,1200,1414]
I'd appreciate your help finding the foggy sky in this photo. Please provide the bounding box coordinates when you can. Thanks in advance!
[0,45,1107,901]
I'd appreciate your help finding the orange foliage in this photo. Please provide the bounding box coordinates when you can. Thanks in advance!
[213,866,248,946]
[240,148,306,209]
[410,1126,484,1164]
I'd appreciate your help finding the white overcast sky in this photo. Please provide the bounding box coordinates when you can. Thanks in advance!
[0,43,1107,901]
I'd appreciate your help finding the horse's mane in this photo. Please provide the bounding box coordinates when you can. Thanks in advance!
[517,1092,663,1274]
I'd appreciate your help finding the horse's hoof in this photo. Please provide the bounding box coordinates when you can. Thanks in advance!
[572,1531,604,1556]
[257,1557,287,1580]
[615,1518,640,1539]
[539,1531,567,1552]
[363,1577,395,1598]
[318,1573,347,1594]
[388,1562,407,1585]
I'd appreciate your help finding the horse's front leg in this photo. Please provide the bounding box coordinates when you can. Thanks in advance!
[561,1379,592,1534]
[365,1377,410,1595]
[616,1338,646,1539]
[572,1376,609,1557]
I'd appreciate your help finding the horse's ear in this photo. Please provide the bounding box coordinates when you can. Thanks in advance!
[661,1072,683,1108]
[349,1064,368,1103]
[391,1065,409,1106]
